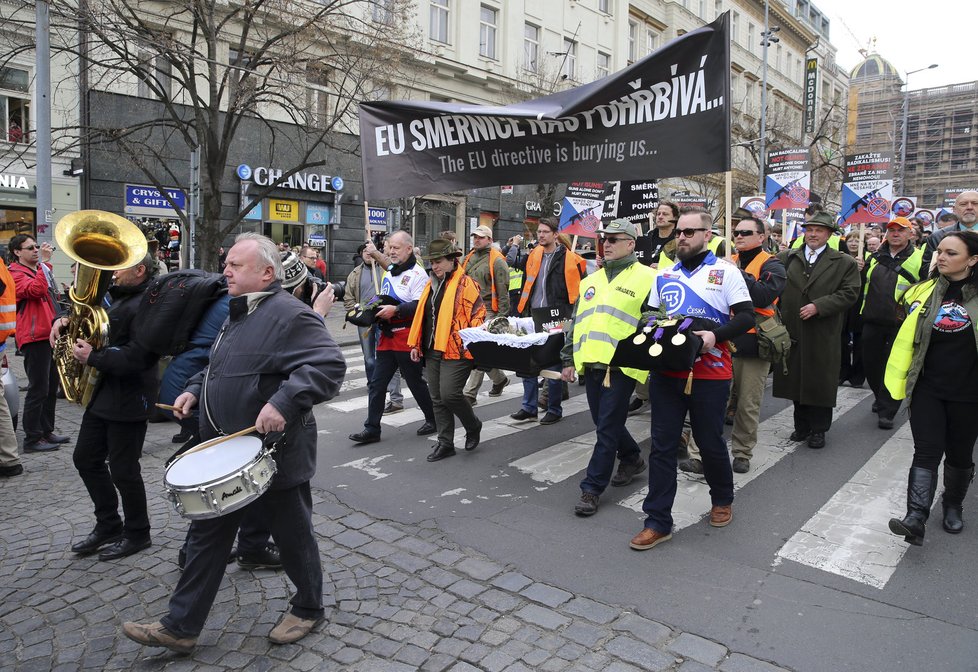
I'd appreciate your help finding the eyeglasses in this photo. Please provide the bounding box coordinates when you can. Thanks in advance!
[676,228,707,238]
[603,236,630,244]
[18,245,38,251]
[301,255,317,260]
[733,229,760,237]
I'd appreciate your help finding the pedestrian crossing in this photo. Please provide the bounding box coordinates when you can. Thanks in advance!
[325,348,919,589]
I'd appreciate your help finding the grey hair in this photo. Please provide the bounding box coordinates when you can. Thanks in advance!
[139,252,159,279]
[235,232,285,281]
[389,230,414,247]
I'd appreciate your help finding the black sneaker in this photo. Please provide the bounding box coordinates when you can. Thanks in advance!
[237,544,282,570]
[0,463,23,477]
[574,491,600,516]
[678,458,704,474]
[539,412,561,425]
[488,379,509,396]
[732,457,750,474]
[416,422,437,436]
[509,409,537,421]
[611,459,646,487]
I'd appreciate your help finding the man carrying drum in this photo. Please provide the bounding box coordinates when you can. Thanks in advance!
[122,233,346,653]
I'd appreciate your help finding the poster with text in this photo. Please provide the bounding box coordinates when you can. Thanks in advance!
[739,196,768,220]
[602,180,659,223]
[559,182,605,238]
[841,152,894,225]
[765,148,811,210]
[358,15,730,200]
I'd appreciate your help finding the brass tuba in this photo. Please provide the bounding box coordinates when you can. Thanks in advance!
[53,210,148,406]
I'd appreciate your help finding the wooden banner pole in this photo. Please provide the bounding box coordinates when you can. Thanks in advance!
[724,171,733,259]
[364,200,380,293]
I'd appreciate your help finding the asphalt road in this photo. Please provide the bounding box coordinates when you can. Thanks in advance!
[312,341,978,672]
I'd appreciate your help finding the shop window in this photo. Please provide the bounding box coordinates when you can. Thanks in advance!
[0,207,35,250]
[0,66,30,144]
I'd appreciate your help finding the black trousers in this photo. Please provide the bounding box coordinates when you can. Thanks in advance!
[161,482,323,638]
[21,340,58,443]
[72,413,150,541]
[363,349,434,435]
[792,402,833,434]
[909,388,978,472]
[862,322,901,419]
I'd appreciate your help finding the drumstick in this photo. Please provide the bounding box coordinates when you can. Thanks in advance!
[155,403,179,412]
[178,425,259,458]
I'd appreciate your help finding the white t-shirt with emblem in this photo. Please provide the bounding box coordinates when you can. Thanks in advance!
[648,252,751,379]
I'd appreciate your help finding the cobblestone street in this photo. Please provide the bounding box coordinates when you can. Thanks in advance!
[0,349,792,672]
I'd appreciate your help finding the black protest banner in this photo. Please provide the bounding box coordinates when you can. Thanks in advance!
[359,14,730,201]
[603,180,659,223]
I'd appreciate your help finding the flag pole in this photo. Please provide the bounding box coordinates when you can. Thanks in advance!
[364,200,380,294]
[724,171,733,259]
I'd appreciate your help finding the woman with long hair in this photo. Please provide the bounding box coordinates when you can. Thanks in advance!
[885,230,978,545]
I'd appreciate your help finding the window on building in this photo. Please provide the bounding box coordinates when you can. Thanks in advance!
[137,44,171,99]
[523,23,539,72]
[479,5,498,59]
[698,0,707,17]
[0,66,29,143]
[597,51,610,80]
[775,43,782,71]
[646,29,658,54]
[373,0,395,24]
[228,48,256,107]
[747,23,755,51]
[305,64,330,127]
[627,19,638,63]
[430,0,450,44]
[562,38,577,81]
[731,11,739,43]
[715,0,723,19]
[598,0,611,14]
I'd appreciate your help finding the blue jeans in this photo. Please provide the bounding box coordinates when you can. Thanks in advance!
[642,373,733,533]
[522,366,562,416]
[359,326,403,404]
[579,368,641,495]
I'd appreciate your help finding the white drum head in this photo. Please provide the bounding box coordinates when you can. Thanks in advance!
[165,436,265,487]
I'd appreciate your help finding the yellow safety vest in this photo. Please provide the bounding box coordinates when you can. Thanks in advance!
[572,262,656,383]
[508,267,524,292]
[884,279,936,400]
[707,236,723,255]
[860,247,924,312]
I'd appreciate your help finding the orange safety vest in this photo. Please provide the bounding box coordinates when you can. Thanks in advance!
[408,268,486,360]
[517,246,586,314]
[732,250,776,334]
[461,247,506,313]
[0,260,16,343]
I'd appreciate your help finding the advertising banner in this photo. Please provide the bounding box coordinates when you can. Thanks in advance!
[765,148,810,210]
[358,15,730,200]
[841,152,894,225]
[803,57,818,135]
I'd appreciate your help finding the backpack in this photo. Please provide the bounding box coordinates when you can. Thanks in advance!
[131,270,227,355]
[755,307,792,374]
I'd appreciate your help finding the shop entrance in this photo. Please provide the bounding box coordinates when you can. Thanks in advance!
[263,222,305,248]
[0,206,35,252]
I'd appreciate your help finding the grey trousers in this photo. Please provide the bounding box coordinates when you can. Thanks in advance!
[425,351,481,448]
[0,380,18,467]
[462,368,508,399]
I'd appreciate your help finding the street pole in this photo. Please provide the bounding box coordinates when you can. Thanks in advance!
[758,2,779,195]
[898,64,938,195]
[35,0,52,242]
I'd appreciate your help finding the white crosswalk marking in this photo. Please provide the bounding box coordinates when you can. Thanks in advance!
[773,421,937,589]
[383,383,523,428]
[615,386,872,530]
[437,395,593,447]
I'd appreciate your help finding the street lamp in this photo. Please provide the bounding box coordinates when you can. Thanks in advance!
[758,0,780,194]
[898,63,938,195]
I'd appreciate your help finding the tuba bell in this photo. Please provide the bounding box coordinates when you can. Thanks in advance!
[53,210,148,406]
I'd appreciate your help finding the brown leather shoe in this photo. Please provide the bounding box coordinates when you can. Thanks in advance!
[269,612,320,644]
[709,504,732,527]
[629,527,672,551]
[122,621,196,654]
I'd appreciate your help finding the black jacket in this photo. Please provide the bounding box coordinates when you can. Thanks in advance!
[730,250,787,358]
[85,279,159,422]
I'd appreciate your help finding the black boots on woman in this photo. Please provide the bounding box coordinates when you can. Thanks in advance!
[889,467,937,546]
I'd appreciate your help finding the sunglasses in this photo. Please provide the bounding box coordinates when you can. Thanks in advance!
[733,229,760,237]
[676,228,707,238]
[602,236,630,244]
[18,245,38,251]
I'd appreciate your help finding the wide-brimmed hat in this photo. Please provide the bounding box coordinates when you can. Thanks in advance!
[281,251,308,289]
[421,238,463,261]
[806,211,841,232]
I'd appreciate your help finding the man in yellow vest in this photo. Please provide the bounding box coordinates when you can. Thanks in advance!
[0,256,20,477]
[460,225,511,405]
[860,216,925,429]
[559,218,655,516]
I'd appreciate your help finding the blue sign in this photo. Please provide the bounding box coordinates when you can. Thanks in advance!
[236,164,252,180]
[243,201,262,220]
[306,203,332,225]
[124,184,187,216]
[367,207,388,231]
[331,176,344,191]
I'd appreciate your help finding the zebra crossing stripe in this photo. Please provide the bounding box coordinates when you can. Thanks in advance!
[613,386,873,528]
[383,383,524,428]
[772,421,933,589]
[436,396,594,447]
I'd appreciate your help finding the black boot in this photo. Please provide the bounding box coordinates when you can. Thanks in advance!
[942,463,975,534]
[888,467,938,546]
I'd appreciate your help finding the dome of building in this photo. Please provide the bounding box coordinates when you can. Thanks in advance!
[850,53,901,82]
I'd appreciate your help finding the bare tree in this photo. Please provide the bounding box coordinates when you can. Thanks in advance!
[0,0,421,270]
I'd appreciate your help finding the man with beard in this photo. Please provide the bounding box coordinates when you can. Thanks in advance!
[631,208,754,551]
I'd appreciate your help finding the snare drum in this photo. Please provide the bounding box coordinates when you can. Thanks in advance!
[164,436,277,520]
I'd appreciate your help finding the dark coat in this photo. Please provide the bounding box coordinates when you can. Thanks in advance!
[86,279,159,422]
[772,246,861,407]
[185,283,346,490]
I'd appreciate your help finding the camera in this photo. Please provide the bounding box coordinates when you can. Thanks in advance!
[304,276,346,303]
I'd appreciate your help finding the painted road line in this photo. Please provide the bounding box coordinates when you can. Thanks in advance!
[617,386,873,529]
[772,421,938,589]
[382,382,524,427]
[436,395,593,447]
[510,416,650,484]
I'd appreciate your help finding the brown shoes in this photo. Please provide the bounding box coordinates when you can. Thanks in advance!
[269,612,320,644]
[709,505,732,527]
[122,621,197,654]
[629,527,673,550]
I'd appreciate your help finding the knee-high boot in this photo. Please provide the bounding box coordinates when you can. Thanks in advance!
[942,463,975,534]
[888,467,938,546]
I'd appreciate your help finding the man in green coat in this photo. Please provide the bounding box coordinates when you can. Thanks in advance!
[773,211,861,449]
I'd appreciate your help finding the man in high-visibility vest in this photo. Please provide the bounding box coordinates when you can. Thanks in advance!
[559,218,655,517]
[859,216,924,429]
[0,256,20,478]
[460,225,511,405]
